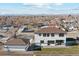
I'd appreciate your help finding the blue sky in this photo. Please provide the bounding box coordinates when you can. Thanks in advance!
[0,3,79,15]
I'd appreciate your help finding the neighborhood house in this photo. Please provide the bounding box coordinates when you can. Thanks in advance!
[34,26,66,47]
[16,26,34,44]
[4,38,29,51]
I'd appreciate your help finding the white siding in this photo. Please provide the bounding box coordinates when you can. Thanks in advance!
[34,33,66,46]
[4,45,27,51]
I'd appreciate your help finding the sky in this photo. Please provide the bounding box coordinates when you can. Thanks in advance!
[0,3,79,15]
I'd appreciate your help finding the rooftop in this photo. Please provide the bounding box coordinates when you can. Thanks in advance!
[22,28,34,32]
[5,38,29,45]
[35,26,66,33]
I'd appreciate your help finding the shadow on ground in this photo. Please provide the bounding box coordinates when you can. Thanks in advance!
[27,44,41,51]
[66,38,78,46]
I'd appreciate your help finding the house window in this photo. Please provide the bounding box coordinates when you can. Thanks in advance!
[48,40,54,45]
[43,33,46,37]
[47,33,49,37]
[59,33,64,37]
[40,40,44,43]
[56,40,64,45]
[51,33,54,37]
[39,33,41,36]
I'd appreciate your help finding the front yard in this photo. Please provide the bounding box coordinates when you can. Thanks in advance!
[1,45,79,56]
[34,45,79,56]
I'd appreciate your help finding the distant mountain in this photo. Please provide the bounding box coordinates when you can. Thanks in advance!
[0,13,79,16]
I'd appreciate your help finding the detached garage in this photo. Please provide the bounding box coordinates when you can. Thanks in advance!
[4,38,29,51]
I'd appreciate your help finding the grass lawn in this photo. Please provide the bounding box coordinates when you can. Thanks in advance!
[34,45,79,56]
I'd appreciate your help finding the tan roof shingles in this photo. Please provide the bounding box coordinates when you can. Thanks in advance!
[36,26,66,33]
[5,38,29,45]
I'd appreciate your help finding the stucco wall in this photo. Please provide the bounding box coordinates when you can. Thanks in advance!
[4,45,28,51]
[34,33,66,46]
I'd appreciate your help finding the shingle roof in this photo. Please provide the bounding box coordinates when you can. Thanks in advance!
[5,38,29,45]
[35,26,66,33]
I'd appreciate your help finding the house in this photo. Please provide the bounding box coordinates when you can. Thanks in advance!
[61,16,78,31]
[34,26,66,47]
[62,20,77,31]
[0,34,11,43]
[16,26,34,44]
[4,38,29,51]
[48,19,59,27]
[17,26,34,35]
[0,25,13,32]
[2,25,13,30]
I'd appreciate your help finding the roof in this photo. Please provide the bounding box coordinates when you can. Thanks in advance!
[35,26,66,33]
[0,42,4,46]
[22,28,34,32]
[17,35,34,39]
[48,23,58,27]
[5,38,29,45]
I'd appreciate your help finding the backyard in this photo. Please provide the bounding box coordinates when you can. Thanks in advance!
[1,45,79,56]
[34,45,79,56]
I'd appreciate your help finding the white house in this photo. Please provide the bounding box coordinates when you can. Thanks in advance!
[34,26,66,47]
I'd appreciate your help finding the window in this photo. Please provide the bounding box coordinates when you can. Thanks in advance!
[48,40,54,45]
[43,33,46,37]
[39,33,41,36]
[40,40,44,43]
[51,33,54,37]
[47,33,49,37]
[56,40,64,45]
[59,33,64,37]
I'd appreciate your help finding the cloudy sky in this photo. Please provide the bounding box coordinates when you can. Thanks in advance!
[0,3,79,15]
